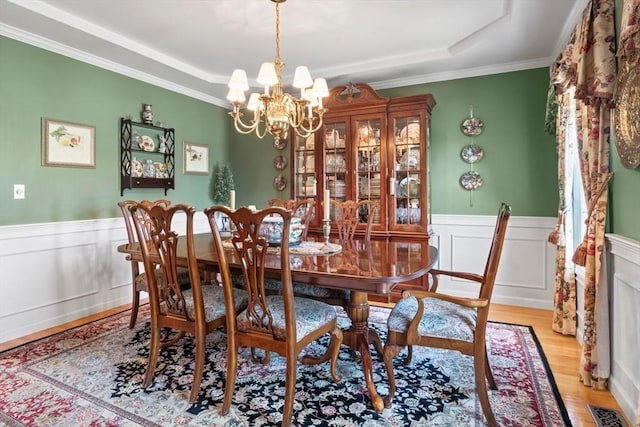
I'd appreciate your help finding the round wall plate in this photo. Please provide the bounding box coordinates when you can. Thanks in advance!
[461,117,484,136]
[273,155,287,170]
[273,175,286,191]
[460,171,483,190]
[460,144,484,164]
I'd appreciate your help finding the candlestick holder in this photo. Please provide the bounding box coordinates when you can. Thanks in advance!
[322,219,331,249]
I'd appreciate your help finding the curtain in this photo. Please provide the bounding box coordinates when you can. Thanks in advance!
[548,0,616,390]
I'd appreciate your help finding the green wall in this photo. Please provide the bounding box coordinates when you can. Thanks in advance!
[1,34,638,242]
[0,36,230,225]
[379,69,558,217]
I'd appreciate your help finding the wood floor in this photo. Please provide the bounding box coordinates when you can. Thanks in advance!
[0,303,630,426]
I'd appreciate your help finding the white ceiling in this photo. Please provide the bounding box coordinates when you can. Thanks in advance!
[0,0,586,108]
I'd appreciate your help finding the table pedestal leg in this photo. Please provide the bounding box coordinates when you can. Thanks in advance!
[342,291,385,413]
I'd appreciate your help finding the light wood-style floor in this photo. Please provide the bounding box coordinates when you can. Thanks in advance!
[0,303,629,426]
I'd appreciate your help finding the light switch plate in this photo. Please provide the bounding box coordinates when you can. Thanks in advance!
[14,184,25,199]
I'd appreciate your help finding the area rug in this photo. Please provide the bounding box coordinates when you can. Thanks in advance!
[0,305,572,426]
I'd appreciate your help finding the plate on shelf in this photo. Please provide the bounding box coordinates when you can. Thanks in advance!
[460,144,484,163]
[399,122,420,142]
[139,135,155,152]
[398,176,420,197]
[459,171,483,190]
[460,117,484,136]
[399,148,420,170]
[130,159,143,177]
[273,155,287,170]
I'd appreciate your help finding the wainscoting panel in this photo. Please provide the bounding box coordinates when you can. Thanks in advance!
[431,214,557,308]
[606,234,640,424]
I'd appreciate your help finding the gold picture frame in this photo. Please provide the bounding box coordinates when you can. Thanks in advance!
[183,141,209,175]
[41,117,96,168]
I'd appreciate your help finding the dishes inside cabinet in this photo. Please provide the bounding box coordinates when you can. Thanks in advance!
[399,148,420,170]
[305,134,315,149]
[359,177,369,197]
[398,176,420,197]
[459,171,483,190]
[399,122,420,143]
[139,135,155,152]
[460,117,484,136]
[460,144,484,164]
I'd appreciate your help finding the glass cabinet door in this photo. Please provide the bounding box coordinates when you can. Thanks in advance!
[353,116,383,230]
[294,133,317,200]
[323,121,348,214]
[388,113,426,232]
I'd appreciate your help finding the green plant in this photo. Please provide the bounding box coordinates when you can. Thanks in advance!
[209,163,235,205]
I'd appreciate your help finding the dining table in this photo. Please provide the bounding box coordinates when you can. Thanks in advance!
[118,233,438,412]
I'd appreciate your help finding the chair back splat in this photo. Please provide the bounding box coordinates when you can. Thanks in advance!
[204,205,343,427]
[130,202,247,404]
[382,202,511,427]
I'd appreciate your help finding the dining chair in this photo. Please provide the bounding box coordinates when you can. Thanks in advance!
[129,201,247,403]
[267,198,315,241]
[329,199,377,241]
[119,199,189,328]
[381,202,511,427]
[204,205,343,426]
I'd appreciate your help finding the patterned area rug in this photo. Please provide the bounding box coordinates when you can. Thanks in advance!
[0,305,572,426]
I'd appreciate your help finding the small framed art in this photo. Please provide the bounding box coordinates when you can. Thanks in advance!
[183,142,209,175]
[41,117,96,168]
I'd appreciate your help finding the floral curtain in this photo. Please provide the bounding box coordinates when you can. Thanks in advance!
[548,0,616,390]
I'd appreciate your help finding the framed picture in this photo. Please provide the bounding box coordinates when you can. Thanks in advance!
[183,141,209,175]
[41,117,95,168]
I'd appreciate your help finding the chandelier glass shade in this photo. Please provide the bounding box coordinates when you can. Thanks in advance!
[226,0,328,143]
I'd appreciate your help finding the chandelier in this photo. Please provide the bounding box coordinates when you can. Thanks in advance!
[226,0,328,143]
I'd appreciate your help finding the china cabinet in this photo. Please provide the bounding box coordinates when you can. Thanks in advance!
[120,118,175,195]
[291,83,435,240]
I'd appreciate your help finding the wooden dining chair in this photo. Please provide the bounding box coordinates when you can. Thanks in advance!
[267,198,315,241]
[382,202,511,427]
[118,199,178,328]
[204,205,343,426]
[129,202,247,403]
[329,199,377,241]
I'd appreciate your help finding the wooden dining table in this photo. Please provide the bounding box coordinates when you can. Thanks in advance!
[118,233,438,412]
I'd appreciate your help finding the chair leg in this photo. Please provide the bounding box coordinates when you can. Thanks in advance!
[329,328,343,382]
[382,343,403,408]
[485,348,497,390]
[220,343,238,415]
[282,357,297,427]
[143,325,161,388]
[129,289,140,329]
[474,350,497,427]
[189,336,206,403]
[402,345,413,365]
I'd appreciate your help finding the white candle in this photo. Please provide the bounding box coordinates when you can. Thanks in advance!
[324,189,330,220]
[230,190,235,210]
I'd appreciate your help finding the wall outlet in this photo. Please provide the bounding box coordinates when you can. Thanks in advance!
[14,184,25,199]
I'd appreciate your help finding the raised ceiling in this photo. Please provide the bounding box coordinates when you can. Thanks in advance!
[0,0,586,107]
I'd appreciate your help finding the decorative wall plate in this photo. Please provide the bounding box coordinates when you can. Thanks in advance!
[460,117,484,136]
[130,159,143,177]
[273,175,286,191]
[613,61,640,169]
[139,135,155,151]
[459,171,483,190]
[460,144,484,164]
[273,155,287,170]
[273,138,287,150]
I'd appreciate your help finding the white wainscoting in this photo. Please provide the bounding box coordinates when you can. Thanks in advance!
[0,213,211,344]
[430,214,557,309]
[606,234,640,424]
